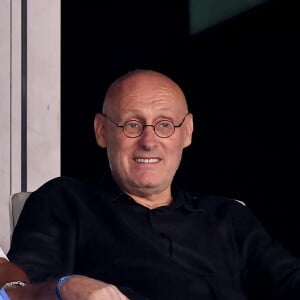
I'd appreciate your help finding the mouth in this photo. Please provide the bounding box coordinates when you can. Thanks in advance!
[134,157,161,164]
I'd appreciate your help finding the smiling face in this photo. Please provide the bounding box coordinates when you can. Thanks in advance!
[94,70,193,205]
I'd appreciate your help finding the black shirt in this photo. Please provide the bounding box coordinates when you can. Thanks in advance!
[8,174,300,299]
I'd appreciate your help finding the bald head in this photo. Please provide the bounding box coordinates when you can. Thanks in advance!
[102,69,188,115]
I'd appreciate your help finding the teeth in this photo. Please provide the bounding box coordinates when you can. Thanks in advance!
[136,158,159,163]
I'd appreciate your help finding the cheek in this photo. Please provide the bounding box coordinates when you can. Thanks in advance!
[106,132,127,149]
[166,139,185,164]
[106,136,133,163]
[168,135,186,152]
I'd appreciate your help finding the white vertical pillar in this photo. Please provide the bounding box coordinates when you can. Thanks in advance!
[0,0,15,253]
[10,0,22,195]
[0,0,60,253]
[26,0,61,191]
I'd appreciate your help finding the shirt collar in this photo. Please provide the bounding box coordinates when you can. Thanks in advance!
[96,172,204,213]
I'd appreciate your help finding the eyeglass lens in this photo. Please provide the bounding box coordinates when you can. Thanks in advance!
[123,120,174,138]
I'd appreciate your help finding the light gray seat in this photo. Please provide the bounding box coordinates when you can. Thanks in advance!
[9,192,31,235]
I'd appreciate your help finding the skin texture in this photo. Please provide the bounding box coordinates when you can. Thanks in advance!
[0,257,29,286]
[94,69,193,209]
[59,276,129,300]
[0,256,30,299]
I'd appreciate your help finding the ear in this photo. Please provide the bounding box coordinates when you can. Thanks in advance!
[183,113,193,148]
[94,113,107,148]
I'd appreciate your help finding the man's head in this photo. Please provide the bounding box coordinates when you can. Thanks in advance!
[94,69,193,207]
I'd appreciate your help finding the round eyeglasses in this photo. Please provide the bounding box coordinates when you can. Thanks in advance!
[102,112,189,138]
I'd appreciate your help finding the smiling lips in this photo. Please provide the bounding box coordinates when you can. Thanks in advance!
[135,158,161,163]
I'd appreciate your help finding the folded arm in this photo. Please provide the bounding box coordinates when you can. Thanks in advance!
[5,275,128,300]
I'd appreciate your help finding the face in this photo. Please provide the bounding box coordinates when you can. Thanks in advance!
[94,70,193,199]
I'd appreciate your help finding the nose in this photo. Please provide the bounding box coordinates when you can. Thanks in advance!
[138,125,157,149]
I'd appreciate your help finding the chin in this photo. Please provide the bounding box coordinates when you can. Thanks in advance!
[133,176,161,187]
[134,180,157,189]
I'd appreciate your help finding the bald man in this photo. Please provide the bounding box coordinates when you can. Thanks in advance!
[7,70,300,299]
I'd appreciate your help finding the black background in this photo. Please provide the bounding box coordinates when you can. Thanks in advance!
[61,0,300,255]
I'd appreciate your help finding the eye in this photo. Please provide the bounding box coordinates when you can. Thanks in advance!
[157,121,173,129]
[126,121,140,128]
[124,121,142,132]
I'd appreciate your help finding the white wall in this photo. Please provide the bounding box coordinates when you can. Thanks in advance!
[0,0,60,253]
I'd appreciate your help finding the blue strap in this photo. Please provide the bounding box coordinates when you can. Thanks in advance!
[0,289,10,300]
[56,275,74,300]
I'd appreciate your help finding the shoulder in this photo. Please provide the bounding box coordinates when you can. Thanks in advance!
[14,176,106,238]
[184,192,246,212]
[31,175,104,197]
[23,176,102,214]
[184,192,261,229]
[25,174,117,213]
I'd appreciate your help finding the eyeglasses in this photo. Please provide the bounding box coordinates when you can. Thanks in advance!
[102,112,189,138]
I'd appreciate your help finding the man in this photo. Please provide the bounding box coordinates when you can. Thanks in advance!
[7,69,300,299]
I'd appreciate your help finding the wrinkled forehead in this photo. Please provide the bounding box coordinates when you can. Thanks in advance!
[102,70,187,113]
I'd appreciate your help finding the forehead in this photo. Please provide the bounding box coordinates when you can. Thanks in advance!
[104,71,187,114]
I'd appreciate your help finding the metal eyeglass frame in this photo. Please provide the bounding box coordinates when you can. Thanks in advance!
[102,112,189,138]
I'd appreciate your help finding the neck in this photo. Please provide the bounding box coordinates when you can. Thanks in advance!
[127,191,173,209]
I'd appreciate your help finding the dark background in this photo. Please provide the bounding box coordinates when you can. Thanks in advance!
[61,0,300,255]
